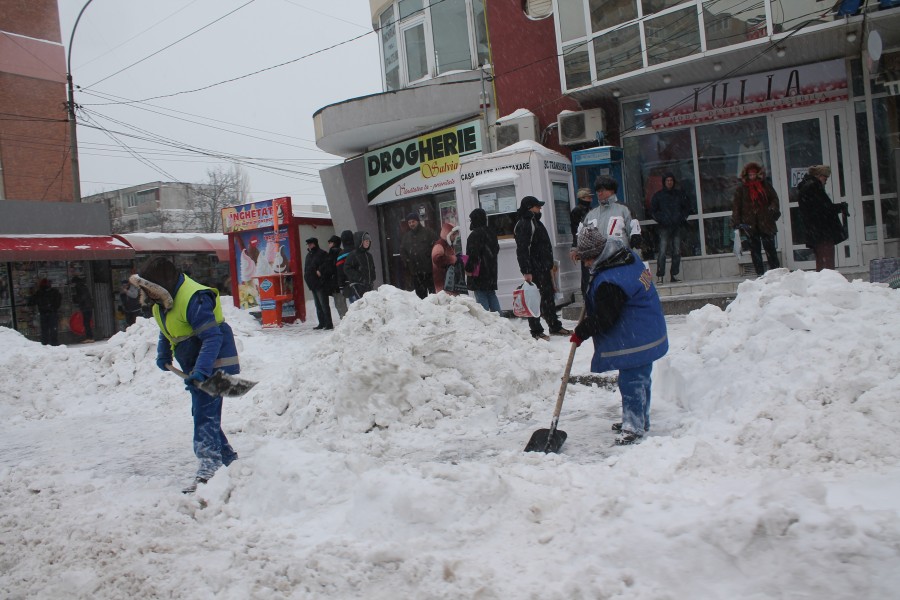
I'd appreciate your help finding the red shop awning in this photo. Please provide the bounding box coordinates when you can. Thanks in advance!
[114,233,230,261]
[0,235,136,261]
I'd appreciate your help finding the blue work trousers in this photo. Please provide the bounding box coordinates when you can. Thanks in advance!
[190,386,237,479]
[618,363,653,436]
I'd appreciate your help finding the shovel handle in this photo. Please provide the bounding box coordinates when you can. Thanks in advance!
[547,305,587,430]
[165,364,193,381]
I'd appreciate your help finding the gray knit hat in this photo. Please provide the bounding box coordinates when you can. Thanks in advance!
[808,165,831,178]
[577,226,607,261]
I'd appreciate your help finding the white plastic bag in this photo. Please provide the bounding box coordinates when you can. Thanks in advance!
[732,229,742,257]
[512,281,541,318]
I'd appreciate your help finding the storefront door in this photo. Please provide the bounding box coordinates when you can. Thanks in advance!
[774,108,857,269]
[377,196,440,289]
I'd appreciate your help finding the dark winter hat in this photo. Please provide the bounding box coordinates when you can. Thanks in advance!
[519,196,544,210]
[469,207,487,228]
[740,162,764,179]
[808,164,831,178]
[328,234,342,246]
[405,212,419,222]
[305,237,318,245]
[340,229,355,249]
[577,226,607,261]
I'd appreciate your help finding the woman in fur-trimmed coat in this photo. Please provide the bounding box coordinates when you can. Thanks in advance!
[731,161,781,277]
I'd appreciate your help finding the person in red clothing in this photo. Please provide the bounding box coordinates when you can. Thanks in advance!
[432,222,461,295]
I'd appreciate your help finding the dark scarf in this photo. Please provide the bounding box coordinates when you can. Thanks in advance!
[746,179,766,209]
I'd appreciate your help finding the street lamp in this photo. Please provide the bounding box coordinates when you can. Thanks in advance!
[66,0,95,203]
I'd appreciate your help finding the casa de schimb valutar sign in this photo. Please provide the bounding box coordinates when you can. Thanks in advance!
[365,120,482,206]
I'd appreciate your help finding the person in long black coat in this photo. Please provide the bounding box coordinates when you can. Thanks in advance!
[303,237,333,329]
[343,231,377,303]
[465,208,500,312]
[797,164,847,272]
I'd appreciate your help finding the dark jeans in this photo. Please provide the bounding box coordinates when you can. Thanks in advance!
[81,308,94,339]
[748,233,780,276]
[656,225,682,278]
[312,288,333,328]
[411,271,434,299]
[39,311,59,346]
[527,269,562,336]
[190,386,237,479]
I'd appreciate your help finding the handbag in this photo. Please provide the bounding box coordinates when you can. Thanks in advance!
[443,262,469,294]
[732,229,743,257]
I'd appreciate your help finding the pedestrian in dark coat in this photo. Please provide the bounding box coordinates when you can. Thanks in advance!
[131,257,240,492]
[304,237,333,330]
[650,172,691,284]
[343,231,377,303]
[465,208,500,312]
[28,278,62,345]
[797,165,847,272]
[569,188,594,299]
[120,280,142,327]
[334,229,355,312]
[569,227,668,446]
[71,276,94,342]
[400,212,437,298]
[514,195,569,340]
[326,235,347,319]
[731,162,781,277]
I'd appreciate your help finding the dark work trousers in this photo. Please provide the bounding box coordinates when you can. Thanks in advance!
[190,386,237,480]
[411,271,434,299]
[748,233,780,276]
[312,288,333,328]
[39,311,59,346]
[527,269,562,337]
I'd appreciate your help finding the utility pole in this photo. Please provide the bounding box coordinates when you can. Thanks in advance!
[66,0,95,203]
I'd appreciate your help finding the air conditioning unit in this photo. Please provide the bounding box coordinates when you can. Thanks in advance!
[558,108,606,146]
[495,113,539,150]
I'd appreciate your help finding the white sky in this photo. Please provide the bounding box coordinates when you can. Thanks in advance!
[2,269,900,597]
[57,0,382,204]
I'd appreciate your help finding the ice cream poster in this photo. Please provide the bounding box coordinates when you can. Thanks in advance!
[221,197,291,233]
[232,227,292,310]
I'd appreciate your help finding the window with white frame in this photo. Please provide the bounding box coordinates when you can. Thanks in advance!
[377,0,489,91]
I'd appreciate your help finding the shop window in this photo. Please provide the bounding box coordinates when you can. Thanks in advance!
[645,6,700,66]
[623,98,652,131]
[873,96,900,196]
[431,0,472,73]
[563,45,592,90]
[403,22,429,82]
[641,220,701,262]
[702,215,736,255]
[399,0,423,20]
[552,182,572,237]
[623,128,696,222]
[593,23,642,80]
[703,0,767,50]
[855,101,874,196]
[558,0,588,43]
[590,0,637,34]
[477,184,519,238]
[695,117,768,214]
[380,8,400,91]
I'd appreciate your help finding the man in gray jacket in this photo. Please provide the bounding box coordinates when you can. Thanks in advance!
[581,175,642,251]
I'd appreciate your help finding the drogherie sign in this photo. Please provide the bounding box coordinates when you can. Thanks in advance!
[650,59,848,129]
[365,120,482,205]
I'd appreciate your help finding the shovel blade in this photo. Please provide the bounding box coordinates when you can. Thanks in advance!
[524,428,567,453]
[198,371,258,397]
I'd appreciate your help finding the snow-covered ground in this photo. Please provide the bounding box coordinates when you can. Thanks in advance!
[1,269,899,599]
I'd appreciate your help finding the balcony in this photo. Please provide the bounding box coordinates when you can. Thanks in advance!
[313,72,486,159]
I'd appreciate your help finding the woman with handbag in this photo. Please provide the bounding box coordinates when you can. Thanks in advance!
[432,222,464,295]
[465,208,500,312]
[797,165,848,272]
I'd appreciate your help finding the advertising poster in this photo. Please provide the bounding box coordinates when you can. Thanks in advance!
[222,197,295,318]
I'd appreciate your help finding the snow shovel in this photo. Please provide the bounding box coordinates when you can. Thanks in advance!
[166,364,257,397]
[525,311,584,453]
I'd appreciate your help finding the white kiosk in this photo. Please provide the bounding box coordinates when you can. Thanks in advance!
[455,140,580,310]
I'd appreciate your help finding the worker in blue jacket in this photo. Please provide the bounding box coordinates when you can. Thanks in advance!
[131,257,240,491]
[569,227,668,445]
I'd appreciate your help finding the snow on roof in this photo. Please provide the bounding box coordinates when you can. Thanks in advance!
[496,108,535,123]
[460,139,569,164]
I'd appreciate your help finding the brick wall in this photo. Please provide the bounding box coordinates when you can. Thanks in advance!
[0,72,73,202]
[0,0,64,43]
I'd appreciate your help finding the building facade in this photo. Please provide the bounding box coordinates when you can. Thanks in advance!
[314,0,900,297]
[0,0,73,201]
[84,182,215,233]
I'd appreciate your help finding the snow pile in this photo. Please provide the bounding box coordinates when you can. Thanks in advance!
[656,269,900,469]
[259,286,559,434]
